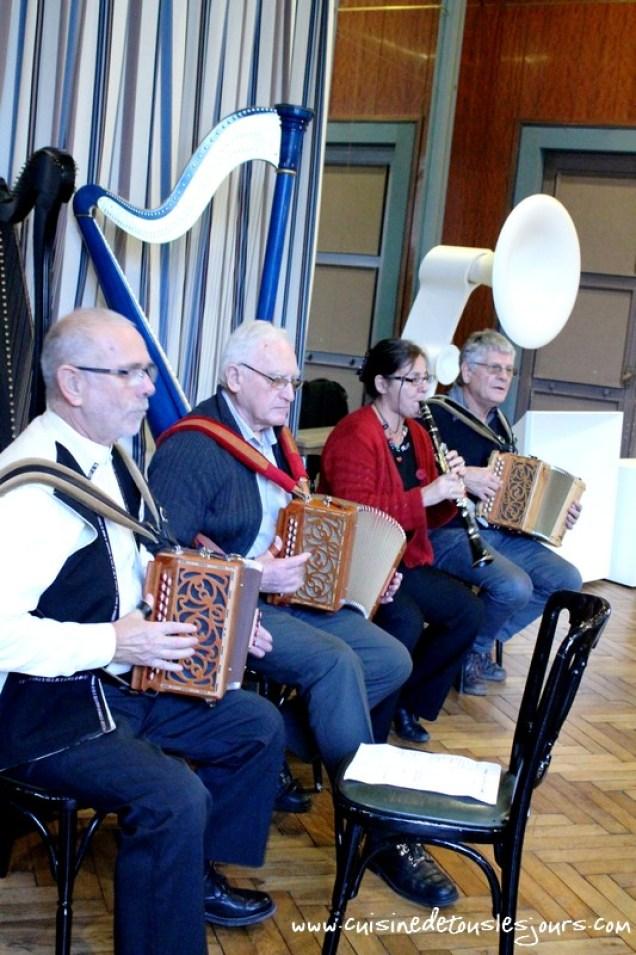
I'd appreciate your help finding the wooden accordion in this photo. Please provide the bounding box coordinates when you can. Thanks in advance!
[131,549,262,702]
[271,495,406,617]
[476,452,585,546]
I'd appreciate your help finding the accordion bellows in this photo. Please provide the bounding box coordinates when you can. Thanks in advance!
[477,452,586,546]
[272,495,406,617]
[131,549,262,701]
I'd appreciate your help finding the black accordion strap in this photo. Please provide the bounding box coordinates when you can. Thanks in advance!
[0,457,159,544]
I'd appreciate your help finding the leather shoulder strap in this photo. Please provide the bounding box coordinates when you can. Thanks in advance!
[427,395,515,451]
[0,458,159,543]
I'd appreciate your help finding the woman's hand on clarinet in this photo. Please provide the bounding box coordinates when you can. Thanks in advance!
[421,472,465,506]
[444,449,466,477]
[257,536,311,594]
[463,465,501,502]
[112,594,198,671]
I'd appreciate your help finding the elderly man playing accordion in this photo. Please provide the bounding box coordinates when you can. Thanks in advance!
[0,309,287,955]
[148,319,462,911]
[427,329,583,694]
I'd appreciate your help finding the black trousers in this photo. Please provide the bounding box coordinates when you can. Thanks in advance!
[11,684,285,955]
[373,563,483,736]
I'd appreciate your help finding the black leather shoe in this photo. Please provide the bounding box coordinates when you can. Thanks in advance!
[204,865,276,927]
[393,708,430,743]
[274,760,312,813]
[369,841,459,908]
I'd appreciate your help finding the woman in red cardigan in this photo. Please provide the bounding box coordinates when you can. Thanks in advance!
[320,339,485,742]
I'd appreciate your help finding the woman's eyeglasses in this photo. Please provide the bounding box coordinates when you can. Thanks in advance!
[384,373,435,386]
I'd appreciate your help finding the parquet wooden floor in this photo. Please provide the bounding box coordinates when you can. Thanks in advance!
[1,579,635,954]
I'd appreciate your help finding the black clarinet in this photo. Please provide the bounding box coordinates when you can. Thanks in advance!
[418,401,493,568]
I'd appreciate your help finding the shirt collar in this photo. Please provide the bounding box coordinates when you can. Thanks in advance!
[447,384,498,428]
[221,391,277,451]
[42,408,113,475]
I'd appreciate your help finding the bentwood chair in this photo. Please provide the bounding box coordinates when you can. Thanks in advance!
[322,590,611,955]
[0,775,105,955]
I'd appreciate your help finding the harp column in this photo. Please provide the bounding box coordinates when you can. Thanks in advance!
[257,104,314,322]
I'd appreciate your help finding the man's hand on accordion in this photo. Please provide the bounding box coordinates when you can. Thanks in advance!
[463,465,502,503]
[378,571,403,604]
[257,535,312,594]
[248,621,274,659]
[112,596,198,672]
[565,499,582,530]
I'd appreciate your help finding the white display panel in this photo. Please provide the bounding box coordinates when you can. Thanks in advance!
[513,411,623,583]
[608,459,636,587]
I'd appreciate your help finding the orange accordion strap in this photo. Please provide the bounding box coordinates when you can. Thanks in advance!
[156,415,310,499]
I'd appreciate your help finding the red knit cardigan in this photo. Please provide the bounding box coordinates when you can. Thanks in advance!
[319,404,456,568]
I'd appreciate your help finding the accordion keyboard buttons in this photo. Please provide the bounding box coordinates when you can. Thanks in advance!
[483,458,504,515]
[156,572,172,620]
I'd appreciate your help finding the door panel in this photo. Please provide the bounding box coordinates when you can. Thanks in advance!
[516,151,636,456]
[534,287,632,386]
[318,166,388,255]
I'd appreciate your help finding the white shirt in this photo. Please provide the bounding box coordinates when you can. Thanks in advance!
[0,410,148,693]
[222,392,291,558]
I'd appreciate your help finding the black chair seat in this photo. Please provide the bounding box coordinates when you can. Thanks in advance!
[338,768,516,835]
[323,590,611,955]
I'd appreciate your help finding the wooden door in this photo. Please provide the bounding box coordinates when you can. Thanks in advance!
[303,122,416,413]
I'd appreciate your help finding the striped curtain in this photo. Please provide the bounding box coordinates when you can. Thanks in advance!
[0,0,335,404]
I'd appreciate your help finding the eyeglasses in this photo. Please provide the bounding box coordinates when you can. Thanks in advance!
[239,362,303,392]
[385,374,435,386]
[74,363,159,384]
[470,362,518,378]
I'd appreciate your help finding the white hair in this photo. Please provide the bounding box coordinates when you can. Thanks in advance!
[219,321,294,385]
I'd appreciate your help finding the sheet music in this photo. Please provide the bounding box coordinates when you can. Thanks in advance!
[343,743,502,805]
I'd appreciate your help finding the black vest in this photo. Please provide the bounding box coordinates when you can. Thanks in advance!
[0,443,142,771]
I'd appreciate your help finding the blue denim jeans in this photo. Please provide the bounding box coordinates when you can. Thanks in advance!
[428,526,583,654]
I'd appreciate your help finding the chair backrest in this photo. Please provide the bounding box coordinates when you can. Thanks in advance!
[508,590,610,818]
[299,378,349,485]
[299,378,349,429]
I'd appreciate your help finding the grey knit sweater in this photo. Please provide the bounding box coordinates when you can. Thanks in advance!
[148,391,288,555]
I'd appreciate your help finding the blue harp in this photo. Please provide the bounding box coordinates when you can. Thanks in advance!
[73,104,313,437]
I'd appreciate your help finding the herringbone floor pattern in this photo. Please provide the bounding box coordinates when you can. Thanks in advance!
[1,579,634,953]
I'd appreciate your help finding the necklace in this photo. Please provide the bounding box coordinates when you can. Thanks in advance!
[373,403,408,457]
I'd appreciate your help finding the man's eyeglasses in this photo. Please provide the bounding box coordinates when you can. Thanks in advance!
[74,363,159,384]
[239,362,303,392]
[470,362,518,378]
[385,373,436,386]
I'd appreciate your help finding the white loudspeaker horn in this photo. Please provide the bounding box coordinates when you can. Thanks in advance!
[401,194,581,385]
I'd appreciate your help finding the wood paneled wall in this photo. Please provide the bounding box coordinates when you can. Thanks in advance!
[329,0,636,342]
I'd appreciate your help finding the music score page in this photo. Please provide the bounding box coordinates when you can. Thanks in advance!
[344,743,501,805]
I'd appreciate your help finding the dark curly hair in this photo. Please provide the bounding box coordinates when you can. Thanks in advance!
[358,338,425,398]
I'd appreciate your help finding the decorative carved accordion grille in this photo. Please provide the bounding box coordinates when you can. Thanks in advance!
[477,452,585,546]
[132,550,262,701]
[273,495,406,617]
